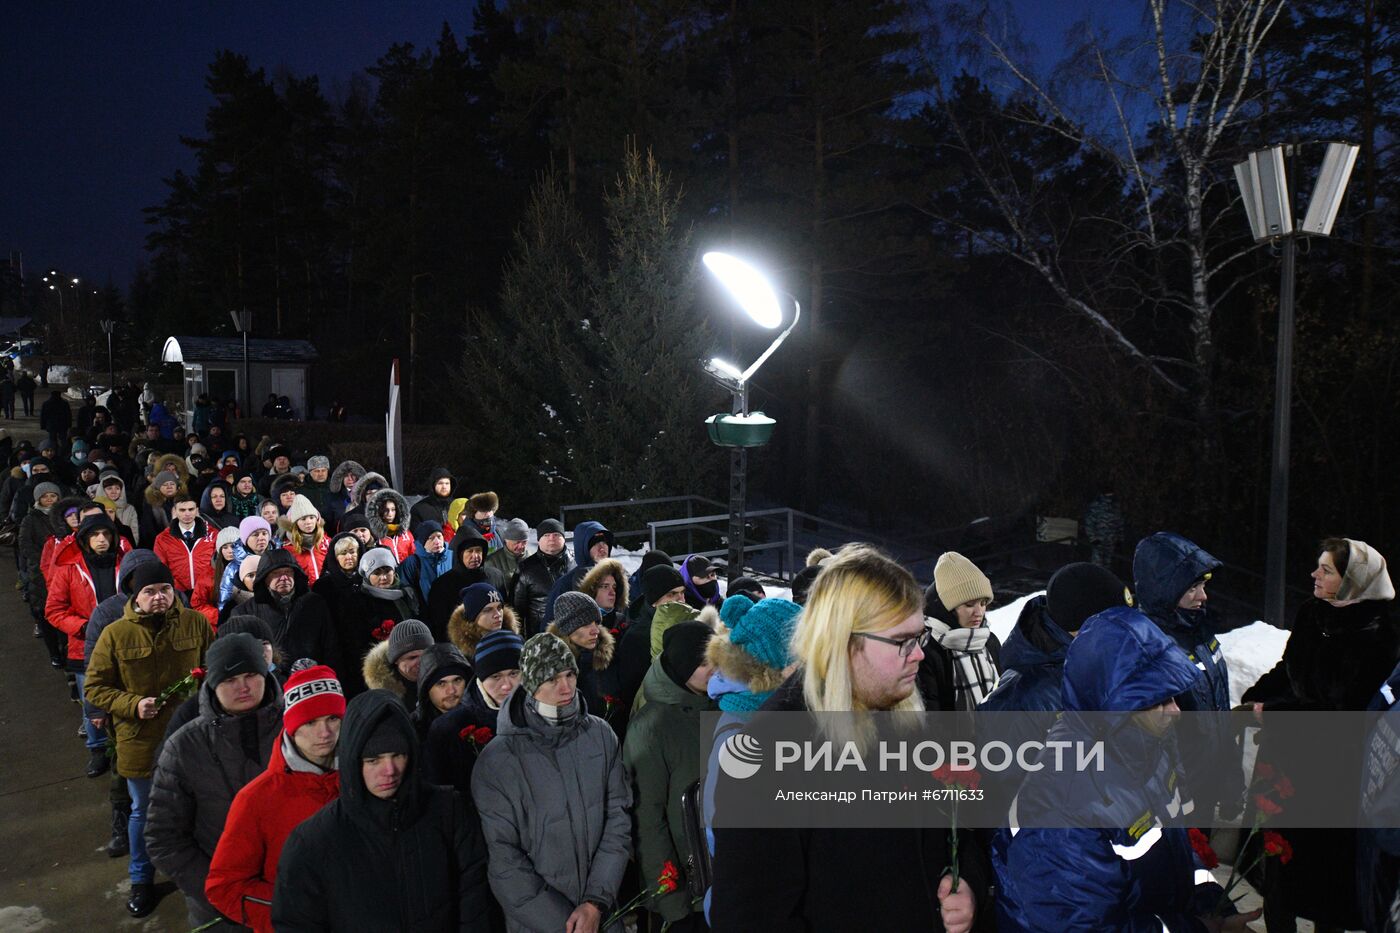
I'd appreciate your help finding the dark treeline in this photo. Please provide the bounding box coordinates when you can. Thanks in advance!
[122,0,1399,576]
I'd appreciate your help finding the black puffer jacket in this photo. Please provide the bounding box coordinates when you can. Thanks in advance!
[428,526,491,641]
[512,547,575,638]
[244,548,338,677]
[272,689,496,933]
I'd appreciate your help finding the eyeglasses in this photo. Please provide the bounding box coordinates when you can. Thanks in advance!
[852,628,932,659]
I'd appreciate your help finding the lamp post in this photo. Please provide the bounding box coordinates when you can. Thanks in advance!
[230,308,253,419]
[1233,141,1359,628]
[701,251,801,575]
[98,319,116,393]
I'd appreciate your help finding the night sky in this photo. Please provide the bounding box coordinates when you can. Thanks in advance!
[2,0,1125,290]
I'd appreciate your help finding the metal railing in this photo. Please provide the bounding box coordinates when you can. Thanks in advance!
[559,495,727,553]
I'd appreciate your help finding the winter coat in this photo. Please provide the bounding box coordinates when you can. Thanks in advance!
[17,503,53,577]
[977,595,1072,804]
[622,658,717,922]
[401,538,453,608]
[340,583,420,698]
[472,688,632,933]
[153,518,218,596]
[1133,532,1239,819]
[45,526,124,664]
[483,545,521,604]
[546,624,622,732]
[1241,595,1400,927]
[243,548,339,678]
[1360,660,1400,933]
[411,643,474,740]
[84,600,214,777]
[272,689,495,933]
[324,459,366,531]
[205,734,340,933]
[428,526,492,641]
[916,621,1002,713]
[449,605,523,664]
[365,488,415,562]
[542,520,611,626]
[311,557,360,621]
[425,680,501,800]
[512,547,575,638]
[217,539,252,609]
[279,518,331,586]
[146,673,283,914]
[199,480,237,531]
[362,640,419,709]
[991,606,1221,933]
[99,477,141,543]
[709,672,993,932]
[613,602,657,706]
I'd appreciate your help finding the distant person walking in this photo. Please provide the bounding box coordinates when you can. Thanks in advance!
[16,369,36,415]
[40,389,71,450]
[0,374,14,420]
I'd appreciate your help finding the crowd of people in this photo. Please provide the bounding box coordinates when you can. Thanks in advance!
[8,396,1400,932]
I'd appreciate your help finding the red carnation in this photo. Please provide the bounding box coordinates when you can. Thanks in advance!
[1272,776,1295,800]
[657,860,680,894]
[190,667,206,680]
[930,764,982,790]
[1188,828,1219,869]
[1262,831,1293,865]
[609,628,621,638]
[1254,794,1284,817]
[474,726,494,744]
[1254,762,1276,782]
[459,726,474,741]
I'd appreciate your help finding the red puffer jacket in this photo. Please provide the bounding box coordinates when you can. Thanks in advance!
[287,535,331,586]
[45,544,124,663]
[152,524,217,596]
[205,735,339,933]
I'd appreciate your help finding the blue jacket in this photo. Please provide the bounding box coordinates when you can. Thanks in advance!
[542,520,611,625]
[1360,660,1400,932]
[993,606,1223,932]
[1133,532,1238,817]
[978,595,1074,802]
[400,539,452,610]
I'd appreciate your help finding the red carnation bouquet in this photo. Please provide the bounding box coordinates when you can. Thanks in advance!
[603,860,680,928]
[156,667,205,710]
[371,620,396,642]
[459,725,494,755]
[1200,761,1294,915]
[930,764,983,893]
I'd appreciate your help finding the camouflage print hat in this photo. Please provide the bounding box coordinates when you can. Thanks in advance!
[520,633,579,697]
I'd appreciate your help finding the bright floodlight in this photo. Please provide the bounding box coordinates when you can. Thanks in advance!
[703,252,782,329]
[709,357,743,380]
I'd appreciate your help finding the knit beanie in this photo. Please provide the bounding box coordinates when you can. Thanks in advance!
[727,575,766,603]
[536,518,565,538]
[662,619,714,687]
[387,619,434,664]
[205,633,265,689]
[639,549,674,574]
[154,469,179,489]
[286,494,320,523]
[1045,562,1130,633]
[358,546,397,579]
[414,520,444,546]
[552,591,601,637]
[238,515,271,544]
[643,564,686,604]
[340,513,372,535]
[219,615,275,645]
[724,596,802,671]
[459,582,503,621]
[475,630,525,681]
[790,564,822,606]
[126,560,174,595]
[306,455,331,472]
[282,664,345,736]
[520,633,579,696]
[361,712,411,758]
[932,551,993,611]
[417,643,473,694]
[216,525,242,551]
[238,555,262,580]
[501,518,529,542]
[32,481,61,502]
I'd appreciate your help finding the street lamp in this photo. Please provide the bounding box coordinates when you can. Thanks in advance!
[1233,141,1358,629]
[98,319,116,393]
[230,308,253,419]
[702,251,801,575]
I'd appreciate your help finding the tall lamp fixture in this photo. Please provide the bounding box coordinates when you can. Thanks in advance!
[229,308,253,419]
[1233,141,1359,629]
[98,319,116,394]
[701,251,801,575]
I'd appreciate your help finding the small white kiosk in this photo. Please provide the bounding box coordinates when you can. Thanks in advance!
[162,335,318,422]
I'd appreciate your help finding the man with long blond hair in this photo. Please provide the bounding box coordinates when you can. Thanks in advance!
[709,544,987,933]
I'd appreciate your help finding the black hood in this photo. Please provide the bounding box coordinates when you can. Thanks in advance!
[415,642,474,712]
[76,513,120,558]
[423,467,455,501]
[451,524,489,564]
[339,689,424,815]
[252,546,309,601]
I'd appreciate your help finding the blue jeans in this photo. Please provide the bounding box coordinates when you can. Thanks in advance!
[72,673,106,749]
[127,776,153,883]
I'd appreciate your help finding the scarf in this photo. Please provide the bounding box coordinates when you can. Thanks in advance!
[927,619,998,711]
[528,693,579,724]
[281,730,335,774]
[362,582,404,601]
[477,679,502,711]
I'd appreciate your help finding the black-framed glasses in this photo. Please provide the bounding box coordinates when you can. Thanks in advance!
[852,628,932,659]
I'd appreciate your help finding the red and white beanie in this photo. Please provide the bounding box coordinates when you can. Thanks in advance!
[282,665,346,735]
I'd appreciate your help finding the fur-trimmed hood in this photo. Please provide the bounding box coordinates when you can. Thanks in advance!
[578,557,629,611]
[364,487,410,541]
[705,625,790,696]
[143,452,191,508]
[348,471,389,512]
[48,495,89,537]
[546,622,617,671]
[362,639,414,704]
[329,459,366,497]
[448,603,521,660]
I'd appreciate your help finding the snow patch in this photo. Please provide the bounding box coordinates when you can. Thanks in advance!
[0,907,52,932]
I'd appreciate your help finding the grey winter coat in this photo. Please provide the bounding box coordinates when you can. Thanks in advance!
[472,689,632,933]
[146,672,283,918]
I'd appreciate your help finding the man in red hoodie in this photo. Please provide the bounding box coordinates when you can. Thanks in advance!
[204,663,343,932]
[152,494,217,625]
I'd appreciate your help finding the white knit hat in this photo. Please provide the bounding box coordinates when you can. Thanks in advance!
[286,494,320,523]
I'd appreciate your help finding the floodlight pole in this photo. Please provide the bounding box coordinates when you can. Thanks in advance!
[728,381,749,574]
[1264,227,1297,633]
